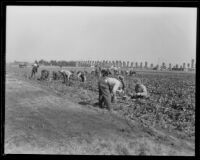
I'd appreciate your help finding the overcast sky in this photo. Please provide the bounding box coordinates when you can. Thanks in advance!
[6,6,197,66]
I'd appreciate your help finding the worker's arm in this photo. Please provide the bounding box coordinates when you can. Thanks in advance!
[112,83,120,94]
[116,82,125,94]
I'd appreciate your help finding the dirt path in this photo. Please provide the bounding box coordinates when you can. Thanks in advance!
[5,73,194,155]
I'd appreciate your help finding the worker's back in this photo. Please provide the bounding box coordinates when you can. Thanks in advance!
[60,70,72,76]
[105,77,121,88]
[98,77,110,96]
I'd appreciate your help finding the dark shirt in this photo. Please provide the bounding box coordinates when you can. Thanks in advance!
[98,77,110,96]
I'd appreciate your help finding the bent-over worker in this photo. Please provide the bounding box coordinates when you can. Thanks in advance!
[104,75,125,103]
[77,71,86,82]
[59,69,72,84]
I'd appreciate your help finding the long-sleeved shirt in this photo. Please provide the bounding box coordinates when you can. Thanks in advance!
[104,77,123,94]
[135,84,148,97]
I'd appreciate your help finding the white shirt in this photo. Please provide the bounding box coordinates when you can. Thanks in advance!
[33,63,38,67]
[60,70,72,77]
[105,77,122,94]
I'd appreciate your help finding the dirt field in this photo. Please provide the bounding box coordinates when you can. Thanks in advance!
[5,65,195,155]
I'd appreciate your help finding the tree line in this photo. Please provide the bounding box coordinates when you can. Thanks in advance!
[36,59,195,70]
[38,59,77,67]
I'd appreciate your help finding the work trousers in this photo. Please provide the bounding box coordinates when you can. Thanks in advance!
[98,79,111,110]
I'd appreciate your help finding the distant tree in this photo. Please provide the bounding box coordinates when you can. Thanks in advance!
[145,61,148,68]
[50,60,57,66]
[38,59,50,65]
[116,60,119,67]
[131,62,134,67]
[183,63,186,69]
[191,59,195,68]
[38,59,44,65]
[168,63,172,70]
[127,61,129,67]
[112,61,115,67]
[135,62,138,68]
[122,61,125,67]
[119,61,122,67]
[140,62,143,68]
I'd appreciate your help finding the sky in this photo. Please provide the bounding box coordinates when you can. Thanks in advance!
[6,6,197,66]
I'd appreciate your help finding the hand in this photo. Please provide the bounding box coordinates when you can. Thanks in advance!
[136,93,141,96]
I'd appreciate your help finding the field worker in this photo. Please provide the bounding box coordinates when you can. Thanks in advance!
[38,69,50,81]
[132,79,148,98]
[105,75,125,103]
[98,70,112,111]
[59,69,72,84]
[30,61,39,78]
[77,71,86,82]
[95,65,102,78]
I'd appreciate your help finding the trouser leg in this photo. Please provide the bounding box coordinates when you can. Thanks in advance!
[98,80,111,110]
[31,71,33,78]
[111,93,116,103]
[99,94,104,108]
[99,87,104,108]
[103,95,111,110]
[63,74,66,83]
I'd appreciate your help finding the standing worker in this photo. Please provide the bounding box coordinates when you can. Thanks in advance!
[98,70,112,111]
[30,60,39,78]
